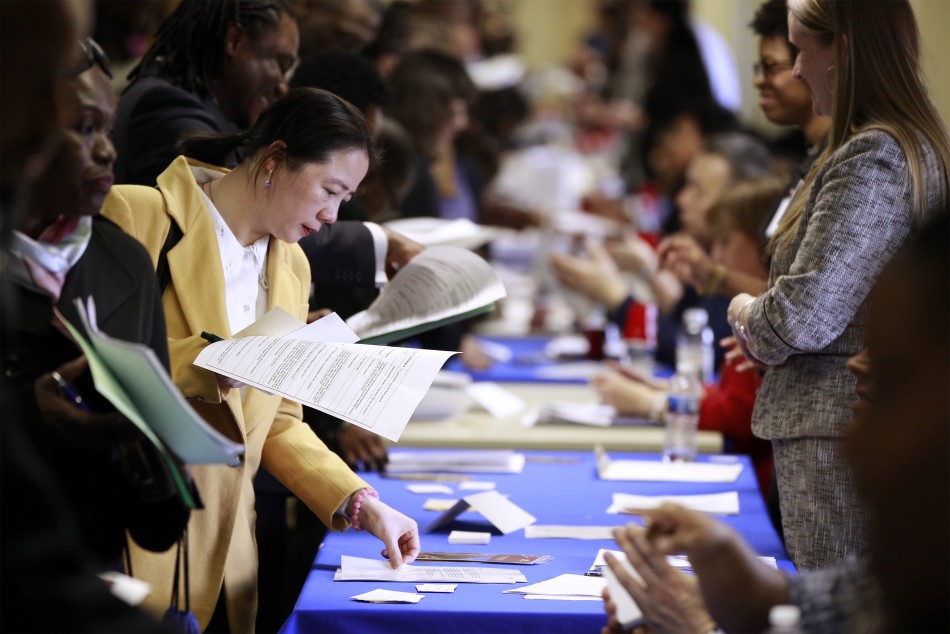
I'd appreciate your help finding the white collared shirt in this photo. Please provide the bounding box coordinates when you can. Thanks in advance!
[193,166,269,335]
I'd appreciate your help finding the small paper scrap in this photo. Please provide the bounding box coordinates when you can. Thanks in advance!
[408,484,454,495]
[416,584,457,593]
[351,589,424,603]
[449,530,491,545]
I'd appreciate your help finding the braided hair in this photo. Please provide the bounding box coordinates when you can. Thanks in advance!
[128,0,295,96]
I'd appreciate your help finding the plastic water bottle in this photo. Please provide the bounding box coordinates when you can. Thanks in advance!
[676,308,715,384]
[764,605,804,634]
[663,362,702,462]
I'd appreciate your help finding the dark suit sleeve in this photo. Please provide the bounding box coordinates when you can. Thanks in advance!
[114,77,226,186]
[298,221,378,288]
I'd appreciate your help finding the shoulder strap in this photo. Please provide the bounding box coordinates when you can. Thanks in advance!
[156,218,183,292]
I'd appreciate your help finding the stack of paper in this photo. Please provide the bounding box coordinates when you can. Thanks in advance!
[502,574,605,601]
[606,491,741,515]
[334,556,526,584]
[386,451,526,474]
[525,402,655,428]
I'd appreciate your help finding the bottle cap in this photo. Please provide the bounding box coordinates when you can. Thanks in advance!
[683,307,709,330]
[769,605,801,627]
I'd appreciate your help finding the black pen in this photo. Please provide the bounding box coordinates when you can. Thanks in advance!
[51,371,92,412]
[201,331,224,343]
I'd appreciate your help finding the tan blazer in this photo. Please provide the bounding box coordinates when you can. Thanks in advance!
[103,156,367,632]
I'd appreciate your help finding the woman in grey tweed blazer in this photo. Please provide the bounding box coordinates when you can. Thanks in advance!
[727,0,950,569]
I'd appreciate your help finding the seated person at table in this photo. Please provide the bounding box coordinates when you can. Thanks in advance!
[592,176,785,499]
[602,215,949,634]
[551,132,775,370]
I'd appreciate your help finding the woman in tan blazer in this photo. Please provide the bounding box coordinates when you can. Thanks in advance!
[103,88,420,632]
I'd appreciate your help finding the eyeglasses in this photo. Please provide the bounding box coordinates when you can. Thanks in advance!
[753,59,794,79]
[74,38,113,79]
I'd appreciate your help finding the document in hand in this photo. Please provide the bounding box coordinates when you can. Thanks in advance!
[346,246,507,345]
[193,311,456,441]
[61,298,247,508]
[595,446,743,483]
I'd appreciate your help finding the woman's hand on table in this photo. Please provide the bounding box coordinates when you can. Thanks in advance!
[359,496,420,568]
[605,523,717,634]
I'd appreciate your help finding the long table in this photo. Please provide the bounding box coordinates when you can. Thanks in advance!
[282,449,791,634]
[398,383,723,453]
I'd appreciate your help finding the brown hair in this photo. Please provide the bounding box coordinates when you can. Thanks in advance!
[708,175,787,240]
[774,0,950,250]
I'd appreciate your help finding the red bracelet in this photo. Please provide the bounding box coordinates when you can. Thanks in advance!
[350,488,379,531]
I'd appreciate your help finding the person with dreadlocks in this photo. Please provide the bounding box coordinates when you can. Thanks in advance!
[112,0,421,301]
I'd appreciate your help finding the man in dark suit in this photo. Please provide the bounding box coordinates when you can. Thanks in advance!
[112,0,416,291]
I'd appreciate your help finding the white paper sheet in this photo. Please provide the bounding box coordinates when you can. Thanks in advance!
[448,531,492,545]
[407,484,454,495]
[603,557,644,628]
[425,490,537,535]
[523,525,617,540]
[334,556,526,584]
[607,491,740,515]
[383,217,501,250]
[351,589,424,603]
[465,382,526,418]
[458,481,496,491]
[194,313,455,441]
[596,447,743,483]
[415,584,457,593]
[502,574,605,598]
[528,402,655,428]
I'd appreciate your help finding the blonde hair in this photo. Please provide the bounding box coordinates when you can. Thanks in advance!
[773,0,950,251]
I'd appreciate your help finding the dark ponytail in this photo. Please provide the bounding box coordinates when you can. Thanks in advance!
[178,88,377,175]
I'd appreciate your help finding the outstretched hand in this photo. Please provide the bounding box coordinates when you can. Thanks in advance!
[606,524,717,634]
[358,496,420,568]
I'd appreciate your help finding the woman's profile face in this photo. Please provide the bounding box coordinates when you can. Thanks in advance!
[26,64,116,236]
[675,153,730,243]
[258,148,369,243]
[788,16,837,117]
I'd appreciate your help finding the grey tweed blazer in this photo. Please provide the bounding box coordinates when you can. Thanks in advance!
[748,129,943,440]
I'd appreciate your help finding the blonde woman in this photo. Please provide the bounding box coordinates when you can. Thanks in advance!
[727,0,950,569]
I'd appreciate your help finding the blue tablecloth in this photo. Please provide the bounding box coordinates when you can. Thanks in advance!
[282,449,791,634]
[443,336,674,384]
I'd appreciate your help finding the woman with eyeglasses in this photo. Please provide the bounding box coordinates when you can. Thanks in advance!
[102,87,420,632]
[727,0,950,570]
[3,39,190,571]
